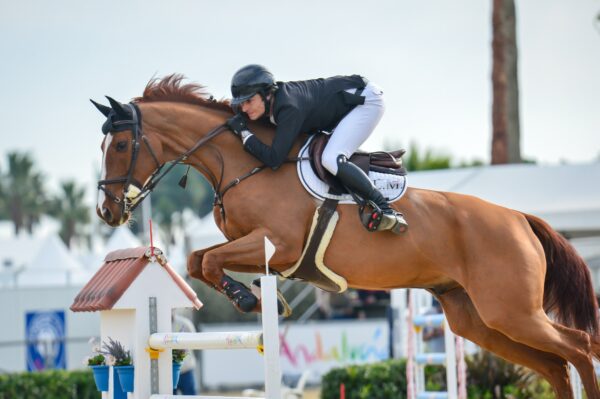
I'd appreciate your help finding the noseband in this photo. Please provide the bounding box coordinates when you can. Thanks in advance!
[98,103,229,216]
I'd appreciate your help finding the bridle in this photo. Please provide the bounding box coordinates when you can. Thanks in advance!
[98,102,230,217]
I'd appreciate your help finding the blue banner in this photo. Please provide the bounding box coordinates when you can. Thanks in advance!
[25,310,66,371]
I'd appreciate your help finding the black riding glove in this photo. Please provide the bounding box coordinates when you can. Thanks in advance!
[226,113,248,137]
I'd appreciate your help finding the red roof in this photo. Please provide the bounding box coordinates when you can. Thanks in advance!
[70,247,202,312]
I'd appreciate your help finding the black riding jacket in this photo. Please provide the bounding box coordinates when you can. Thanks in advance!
[243,74,366,169]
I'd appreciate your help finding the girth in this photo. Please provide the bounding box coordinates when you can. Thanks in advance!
[281,198,347,293]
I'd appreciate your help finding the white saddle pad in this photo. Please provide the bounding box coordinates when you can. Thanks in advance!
[296,136,408,204]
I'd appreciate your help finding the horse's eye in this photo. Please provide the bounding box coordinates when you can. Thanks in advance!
[116,141,128,152]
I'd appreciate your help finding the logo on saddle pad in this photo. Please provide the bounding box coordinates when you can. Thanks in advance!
[374,179,402,191]
[297,135,408,204]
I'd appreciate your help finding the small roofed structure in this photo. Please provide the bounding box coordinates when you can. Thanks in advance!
[71,247,201,398]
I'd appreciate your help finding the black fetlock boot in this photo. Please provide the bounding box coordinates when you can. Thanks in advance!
[220,275,258,313]
[336,155,408,234]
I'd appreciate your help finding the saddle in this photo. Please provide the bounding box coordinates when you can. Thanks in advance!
[308,133,407,194]
[280,134,408,293]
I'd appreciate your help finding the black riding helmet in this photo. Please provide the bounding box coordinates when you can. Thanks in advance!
[230,64,278,106]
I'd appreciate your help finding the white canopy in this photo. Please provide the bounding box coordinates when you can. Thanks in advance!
[105,226,143,252]
[185,213,227,249]
[16,234,88,287]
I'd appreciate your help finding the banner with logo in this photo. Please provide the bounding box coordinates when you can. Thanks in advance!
[25,310,66,371]
[200,319,389,388]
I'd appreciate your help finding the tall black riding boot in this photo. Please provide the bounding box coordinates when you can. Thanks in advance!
[335,155,408,234]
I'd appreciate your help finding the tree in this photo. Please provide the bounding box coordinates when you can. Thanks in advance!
[0,152,48,235]
[491,0,522,164]
[48,181,90,248]
[403,142,452,172]
[384,140,453,171]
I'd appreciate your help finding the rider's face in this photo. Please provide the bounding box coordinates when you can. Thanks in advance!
[240,94,266,120]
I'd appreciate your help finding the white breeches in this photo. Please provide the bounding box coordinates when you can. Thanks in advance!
[321,81,385,175]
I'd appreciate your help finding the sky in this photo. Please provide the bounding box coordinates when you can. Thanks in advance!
[0,0,599,202]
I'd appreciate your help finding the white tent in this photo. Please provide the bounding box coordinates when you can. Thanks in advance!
[105,226,143,252]
[408,163,600,237]
[0,235,43,288]
[16,234,88,287]
[184,213,227,250]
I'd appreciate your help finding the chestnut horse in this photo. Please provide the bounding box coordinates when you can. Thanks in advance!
[93,75,599,398]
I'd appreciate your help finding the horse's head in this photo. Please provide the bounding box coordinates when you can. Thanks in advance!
[92,97,163,227]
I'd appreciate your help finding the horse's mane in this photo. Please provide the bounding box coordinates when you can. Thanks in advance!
[134,74,233,113]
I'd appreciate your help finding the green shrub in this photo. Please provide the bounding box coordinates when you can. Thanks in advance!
[321,351,555,399]
[321,359,444,399]
[0,369,97,399]
[321,359,408,399]
[466,350,554,398]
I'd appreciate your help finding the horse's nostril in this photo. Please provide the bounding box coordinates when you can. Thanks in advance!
[102,207,113,223]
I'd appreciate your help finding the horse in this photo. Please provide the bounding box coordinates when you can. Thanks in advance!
[92,74,600,398]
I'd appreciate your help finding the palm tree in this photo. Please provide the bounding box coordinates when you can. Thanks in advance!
[491,0,522,164]
[0,152,48,235]
[48,181,90,248]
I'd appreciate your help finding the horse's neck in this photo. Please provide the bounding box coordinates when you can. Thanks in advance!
[142,102,270,187]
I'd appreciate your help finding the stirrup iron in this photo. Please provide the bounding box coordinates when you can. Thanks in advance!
[361,202,408,234]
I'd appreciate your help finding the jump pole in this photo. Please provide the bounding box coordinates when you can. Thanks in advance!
[149,238,282,399]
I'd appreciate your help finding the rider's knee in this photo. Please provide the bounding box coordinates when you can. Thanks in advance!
[321,151,347,176]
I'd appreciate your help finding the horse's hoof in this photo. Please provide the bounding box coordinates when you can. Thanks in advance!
[237,295,258,313]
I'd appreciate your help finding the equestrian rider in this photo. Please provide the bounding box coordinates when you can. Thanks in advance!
[226,64,408,234]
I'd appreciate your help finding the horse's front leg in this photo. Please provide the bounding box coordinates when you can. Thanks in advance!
[187,242,264,289]
[195,230,294,315]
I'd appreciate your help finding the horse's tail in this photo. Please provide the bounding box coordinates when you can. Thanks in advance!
[523,212,599,336]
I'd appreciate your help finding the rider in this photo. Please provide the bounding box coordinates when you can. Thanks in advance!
[226,64,408,234]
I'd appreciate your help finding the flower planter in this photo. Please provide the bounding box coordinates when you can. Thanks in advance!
[172,362,183,389]
[90,365,109,391]
[115,365,135,392]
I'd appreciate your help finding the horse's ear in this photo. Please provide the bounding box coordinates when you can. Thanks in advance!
[105,96,129,117]
[90,99,112,117]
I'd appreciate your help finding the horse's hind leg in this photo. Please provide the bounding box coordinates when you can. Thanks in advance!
[468,278,599,398]
[438,288,574,398]
[592,335,600,360]
[502,314,597,398]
